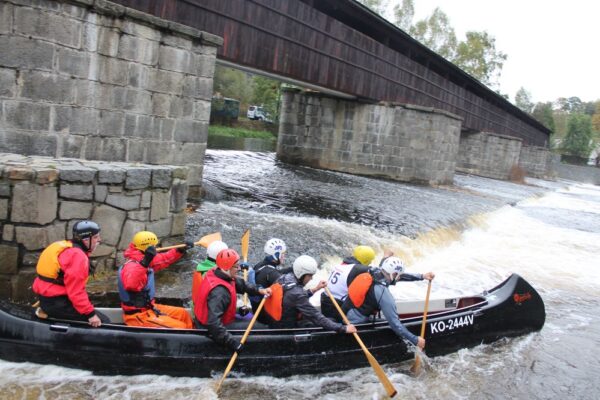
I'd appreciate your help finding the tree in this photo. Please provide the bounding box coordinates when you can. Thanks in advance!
[515,87,534,113]
[392,0,414,32]
[453,31,507,88]
[409,8,457,60]
[561,113,594,158]
[592,101,600,134]
[555,96,583,113]
[252,76,281,121]
[358,0,388,16]
[213,66,255,108]
[532,102,555,133]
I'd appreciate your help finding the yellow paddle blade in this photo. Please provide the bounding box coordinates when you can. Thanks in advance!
[241,229,250,262]
[197,232,222,248]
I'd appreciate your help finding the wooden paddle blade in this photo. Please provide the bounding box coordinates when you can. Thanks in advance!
[365,349,397,397]
[411,280,432,375]
[410,355,422,375]
[197,232,222,248]
[241,229,250,262]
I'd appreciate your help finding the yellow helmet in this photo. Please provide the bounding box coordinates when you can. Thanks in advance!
[132,231,158,251]
[353,245,375,265]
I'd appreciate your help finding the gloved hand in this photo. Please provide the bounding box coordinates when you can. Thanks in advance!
[237,305,251,317]
[177,240,195,254]
[239,261,250,271]
[141,246,157,267]
[228,339,243,354]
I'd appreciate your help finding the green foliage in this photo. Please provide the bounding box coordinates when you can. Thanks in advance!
[515,87,534,113]
[213,66,255,109]
[392,0,414,31]
[561,113,594,157]
[358,0,389,15]
[252,76,281,120]
[409,8,457,60]
[453,31,507,88]
[592,102,600,134]
[555,97,584,113]
[208,125,275,140]
[531,102,555,133]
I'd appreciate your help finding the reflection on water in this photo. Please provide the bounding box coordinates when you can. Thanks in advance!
[2,150,600,399]
[208,135,275,152]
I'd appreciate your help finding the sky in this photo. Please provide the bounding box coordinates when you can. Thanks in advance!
[382,0,599,104]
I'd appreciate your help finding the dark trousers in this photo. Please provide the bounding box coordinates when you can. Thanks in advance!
[39,295,110,323]
[319,293,344,322]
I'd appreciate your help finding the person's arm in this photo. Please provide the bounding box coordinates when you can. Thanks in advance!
[374,285,419,345]
[398,273,424,282]
[235,277,263,297]
[205,286,237,349]
[149,248,184,272]
[295,291,346,333]
[60,249,95,317]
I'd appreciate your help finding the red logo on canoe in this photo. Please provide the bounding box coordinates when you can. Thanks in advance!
[513,292,532,304]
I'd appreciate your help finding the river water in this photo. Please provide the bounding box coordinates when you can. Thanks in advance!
[1,150,599,399]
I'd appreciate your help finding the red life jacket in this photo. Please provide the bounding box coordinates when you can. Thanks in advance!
[263,283,284,321]
[348,272,374,308]
[195,269,237,325]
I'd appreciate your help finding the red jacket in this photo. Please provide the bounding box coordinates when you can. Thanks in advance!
[32,245,95,317]
[120,244,183,295]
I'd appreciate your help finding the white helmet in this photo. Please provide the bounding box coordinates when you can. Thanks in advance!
[293,255,318,279]
[381,257,405,281]
[264,238,287,260]
[207,240,228,260]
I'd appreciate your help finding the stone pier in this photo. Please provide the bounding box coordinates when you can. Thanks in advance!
[0,153,188,301]
[456,132,523,180]
[277,89,463,185]
[0,0,222,198]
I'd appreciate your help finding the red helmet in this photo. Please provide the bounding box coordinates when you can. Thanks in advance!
[216,249,240,270]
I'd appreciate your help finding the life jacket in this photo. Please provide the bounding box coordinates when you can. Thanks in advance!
[117,262,156,312]
[264,278,300,322]
[195,268,237,325]
[36,240,73,285]
[190,271,203,308]
[348,272,374,308]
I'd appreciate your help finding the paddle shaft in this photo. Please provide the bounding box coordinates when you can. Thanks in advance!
[215,296,266,393]
[324,288,397,398]
[411,279,432,374]
[241,229,250,307]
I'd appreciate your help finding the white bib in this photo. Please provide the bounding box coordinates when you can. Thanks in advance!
[327,263,354,300]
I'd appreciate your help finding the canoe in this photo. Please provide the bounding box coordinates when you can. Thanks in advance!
[0,273,544,377]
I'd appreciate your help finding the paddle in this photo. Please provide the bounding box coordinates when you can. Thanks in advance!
[410,279,432,375]
[215,296,266,394]
[155,232,222,252]
[324,287,397,398]
[241,229,250,307]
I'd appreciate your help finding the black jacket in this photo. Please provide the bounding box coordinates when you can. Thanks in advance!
[201,268,262,350]
[270,272,345,333]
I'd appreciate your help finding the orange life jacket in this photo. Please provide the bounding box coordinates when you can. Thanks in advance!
[263,283,284,321]
[194,269,237,325]
[348,272,373,308]
[35,240,73,285]
[191,271,204,308]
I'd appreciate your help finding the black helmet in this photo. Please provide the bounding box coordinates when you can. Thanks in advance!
[72,220,101,240]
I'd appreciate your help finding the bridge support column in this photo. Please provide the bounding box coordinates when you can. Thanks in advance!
[0,0,222,198]
[456,132,523,180]
[518,145,557,179]
[277,89,462,185]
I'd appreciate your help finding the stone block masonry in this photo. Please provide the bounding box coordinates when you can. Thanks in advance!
[456,132,523,180]
[277,89,463,185]
[0,153,189,301]
[0,0,223,198]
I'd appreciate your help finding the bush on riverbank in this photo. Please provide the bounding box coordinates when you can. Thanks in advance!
[208,124,276,140]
